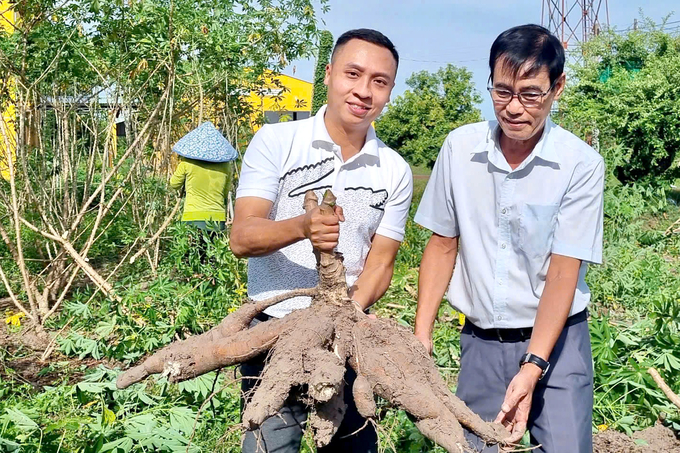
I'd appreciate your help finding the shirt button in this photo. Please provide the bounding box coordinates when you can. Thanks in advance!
[497,315,503,321]
[501,243,507,249]
[501,208,507,214]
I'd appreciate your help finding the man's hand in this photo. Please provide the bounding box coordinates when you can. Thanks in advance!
[303,205,345,252]
[414,331,433,356]
[494,364,542,445]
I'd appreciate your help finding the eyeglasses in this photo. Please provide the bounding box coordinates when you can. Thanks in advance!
[487,79,558,108]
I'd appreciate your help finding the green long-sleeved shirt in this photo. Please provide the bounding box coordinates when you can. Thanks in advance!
[170,157,232,221]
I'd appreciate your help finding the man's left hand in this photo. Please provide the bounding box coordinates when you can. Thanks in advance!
[494,364,542,445]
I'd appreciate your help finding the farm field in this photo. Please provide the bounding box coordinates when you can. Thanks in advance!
[1,1,680,452]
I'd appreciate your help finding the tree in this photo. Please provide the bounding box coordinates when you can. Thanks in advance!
[558,20,680,183]
[311,30,333,115]
[117,190,510,452]
[0,0,326,329]
[375,64,482,168]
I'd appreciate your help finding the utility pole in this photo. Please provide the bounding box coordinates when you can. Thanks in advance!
[541,0,610,51]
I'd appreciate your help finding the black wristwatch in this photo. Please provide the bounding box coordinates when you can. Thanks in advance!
[519,353,550,380]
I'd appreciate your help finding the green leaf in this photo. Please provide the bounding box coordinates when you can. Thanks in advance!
[95,316,118,338]
[76,381,116,394]
[168,406,196,435]
[3,408,39,432]
[101,437,133,453]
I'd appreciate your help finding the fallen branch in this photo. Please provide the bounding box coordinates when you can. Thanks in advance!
[648,367,680,410]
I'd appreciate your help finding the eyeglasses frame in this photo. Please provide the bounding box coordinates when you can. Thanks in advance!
[486,78,559,108]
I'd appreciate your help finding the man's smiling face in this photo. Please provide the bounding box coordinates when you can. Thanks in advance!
[324,38,397,131]
[491,59,565,143]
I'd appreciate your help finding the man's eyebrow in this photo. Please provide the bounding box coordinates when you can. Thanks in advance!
[518,84,544,91]
[345,63,365,72]
[493,82,545,91]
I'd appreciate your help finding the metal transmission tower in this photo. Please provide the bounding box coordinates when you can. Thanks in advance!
[541,0,610,51]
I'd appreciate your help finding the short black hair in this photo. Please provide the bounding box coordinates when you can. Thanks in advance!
[489,24,565,86]
[331,28,399,70]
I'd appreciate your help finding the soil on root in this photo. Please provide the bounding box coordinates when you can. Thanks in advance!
[594,424,680,453]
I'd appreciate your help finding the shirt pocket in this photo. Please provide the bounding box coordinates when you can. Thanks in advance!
[519,203,559,258]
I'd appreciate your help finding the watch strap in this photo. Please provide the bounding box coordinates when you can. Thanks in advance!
[519,352,550,380]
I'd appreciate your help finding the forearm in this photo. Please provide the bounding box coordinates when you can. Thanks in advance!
[526,258,580,362]
[349,261,395,310]
[230,214,306,258]
[414,235,458,337]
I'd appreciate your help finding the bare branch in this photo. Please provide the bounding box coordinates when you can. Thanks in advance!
[129,196,182,264]
[0,262,35,322]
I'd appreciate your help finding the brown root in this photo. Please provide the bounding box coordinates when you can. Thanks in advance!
[116,310,304,389]
[416,418,467,453]
[116,189,508,452]
[350,317,509,452]
[242,305,339,428]
[352,374,377,419]
[309,388,348,448]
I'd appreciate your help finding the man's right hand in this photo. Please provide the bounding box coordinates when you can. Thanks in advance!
[414,331,433,356]
[303,205,345,252]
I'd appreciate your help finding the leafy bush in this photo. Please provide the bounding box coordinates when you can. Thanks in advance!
[559,23,680,183]
[376,65,482,168]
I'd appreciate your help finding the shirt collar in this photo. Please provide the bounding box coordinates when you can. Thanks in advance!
[311,104,380,161]
[477,117,560,172]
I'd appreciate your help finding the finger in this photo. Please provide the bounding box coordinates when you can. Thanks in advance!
[507,421,527,444]
[316,242,337,252]
[317,233,339,243]
[320,215,340,226]
[500,388,526,415]
[334,205,345,222]
[367,313,377,319]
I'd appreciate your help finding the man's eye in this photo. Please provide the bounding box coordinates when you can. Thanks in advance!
[375,79,387,86]
[521,92,541,101]
[347,71,359,78]
[495,90,512,98]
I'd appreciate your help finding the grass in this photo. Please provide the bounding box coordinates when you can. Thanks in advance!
[1,172,680,451]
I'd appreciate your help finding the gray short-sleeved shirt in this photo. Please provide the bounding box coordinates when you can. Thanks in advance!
[414,119,604,329]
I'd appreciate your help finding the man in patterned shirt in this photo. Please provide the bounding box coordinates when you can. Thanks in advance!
[230,29,413,453]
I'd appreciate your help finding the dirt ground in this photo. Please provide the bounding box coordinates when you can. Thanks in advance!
[594,424,680,453]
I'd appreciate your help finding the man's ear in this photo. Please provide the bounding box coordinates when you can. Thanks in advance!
[324,64,331,86]
[553,73,567,100]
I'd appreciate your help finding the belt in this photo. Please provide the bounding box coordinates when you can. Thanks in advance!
[464,309,588,343]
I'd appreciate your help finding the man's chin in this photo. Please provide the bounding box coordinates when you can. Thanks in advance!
[500,126,534,142]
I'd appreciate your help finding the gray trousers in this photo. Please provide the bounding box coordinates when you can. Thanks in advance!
[456,317,593,453]
[240,317,378,453]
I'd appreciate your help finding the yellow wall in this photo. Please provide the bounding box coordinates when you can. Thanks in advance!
[0,0,16,181]
[245,72,313,130]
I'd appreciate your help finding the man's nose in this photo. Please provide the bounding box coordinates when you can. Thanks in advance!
[505,95,525,116]
[353,77,372,100]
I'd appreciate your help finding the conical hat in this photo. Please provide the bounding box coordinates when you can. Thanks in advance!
[172,121,238,163]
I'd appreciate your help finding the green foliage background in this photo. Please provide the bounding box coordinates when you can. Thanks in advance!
[375,64,482,168]
[311,30,333,116]
[558,22,680,183]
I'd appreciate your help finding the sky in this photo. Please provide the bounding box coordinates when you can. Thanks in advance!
[282,0,678,120]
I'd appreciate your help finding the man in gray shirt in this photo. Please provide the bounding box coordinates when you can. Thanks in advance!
[414,25,604,452]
